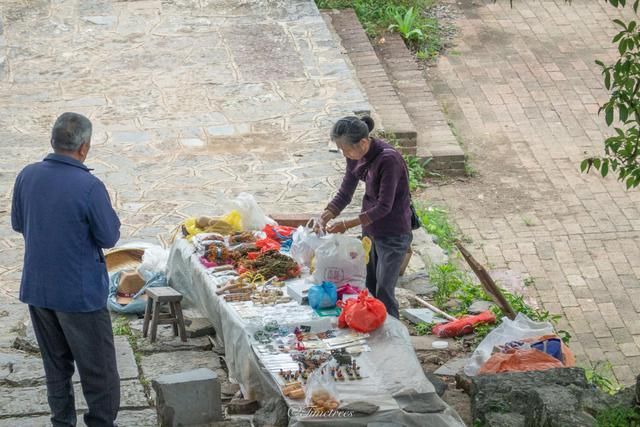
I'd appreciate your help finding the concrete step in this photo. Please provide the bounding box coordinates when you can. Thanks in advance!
[375,33,466,176]
[321,9,417,155]
[321,8,465,175]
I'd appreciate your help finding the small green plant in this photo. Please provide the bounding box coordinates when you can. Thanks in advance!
[388,7,425,42]
[112,316,132,336]
[523,277,535,287]
[428,263,490,313]
[417,206,459,251]
[523,217,535,226]
[414,322,433,335]
[596,405,640,427]
[464,162,476,177]
[586,362,623,395]
[405,154,430,191]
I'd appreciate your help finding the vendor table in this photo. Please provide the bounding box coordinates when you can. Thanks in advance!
[168,238,464,426]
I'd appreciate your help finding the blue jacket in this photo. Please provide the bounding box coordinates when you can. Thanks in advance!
[11,154,121,312]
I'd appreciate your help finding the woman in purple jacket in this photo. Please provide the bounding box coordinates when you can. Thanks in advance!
[320,116,413,319]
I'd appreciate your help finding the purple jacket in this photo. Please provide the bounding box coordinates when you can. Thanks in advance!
[327,138,412,237]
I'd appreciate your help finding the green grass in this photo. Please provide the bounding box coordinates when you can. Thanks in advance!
[316,0,435,36]
[596,406,640,427]
[315,0,443,60]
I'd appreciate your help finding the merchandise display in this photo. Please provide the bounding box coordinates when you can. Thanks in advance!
[165,200,465,426]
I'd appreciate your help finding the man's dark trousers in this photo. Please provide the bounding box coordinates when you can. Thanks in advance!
[29,306,120,427]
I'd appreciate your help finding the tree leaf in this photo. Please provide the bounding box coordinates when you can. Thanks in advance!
[627,176,635,189]
[629,21,637,32]
[593,158,602,169]
[605,71,611,90]
[620,104,629,122]
[620,39,628,55]
[613,32,625,43]
[602,160,609,177]
[606,105,614,125]
[580,159,590,173]
[635,0,640,13]
[595,59,605,67]
[613,19,626,29]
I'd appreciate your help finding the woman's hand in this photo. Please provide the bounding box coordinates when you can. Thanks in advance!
[327,219,349,234]
[316,209,335,232]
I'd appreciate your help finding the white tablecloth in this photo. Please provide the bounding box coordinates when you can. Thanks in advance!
[167,238,464,426]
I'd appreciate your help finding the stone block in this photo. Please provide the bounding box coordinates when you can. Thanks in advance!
[486,412,525,427]
[397,272,437,296]
[152,368,222,426]
[185,317,216,338]
[412,229,449,269]
[434,357,469,376]
[402,308,446,325]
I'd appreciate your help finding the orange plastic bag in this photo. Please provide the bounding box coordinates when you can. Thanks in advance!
[341,290,387,333]
[478,334,575,374]
[478,349,564,374]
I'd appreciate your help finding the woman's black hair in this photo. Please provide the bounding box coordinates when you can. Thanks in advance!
[330,116,375,144]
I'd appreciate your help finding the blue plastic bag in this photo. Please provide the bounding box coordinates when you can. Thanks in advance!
[108,268,167,314]
[308,281,337,310]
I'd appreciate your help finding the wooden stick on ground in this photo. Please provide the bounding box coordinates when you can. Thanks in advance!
[413,296,456,321]
[455,241,517,320]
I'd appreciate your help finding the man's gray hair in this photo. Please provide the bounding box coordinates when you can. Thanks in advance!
[50,112,92,151]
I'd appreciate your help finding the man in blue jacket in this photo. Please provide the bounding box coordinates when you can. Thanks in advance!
[11,112,121,427]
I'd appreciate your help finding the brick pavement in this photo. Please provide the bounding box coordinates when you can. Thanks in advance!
[424,0,640,385]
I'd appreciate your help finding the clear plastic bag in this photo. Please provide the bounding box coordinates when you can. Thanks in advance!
[290,219,323,268]
[304,362,340,412]
[220,192,276,231]
[464,313,554,376]
[140,246,170,274]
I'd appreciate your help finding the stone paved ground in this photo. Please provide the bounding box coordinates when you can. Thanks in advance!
[425,0,640,385]
[0,0,368,423]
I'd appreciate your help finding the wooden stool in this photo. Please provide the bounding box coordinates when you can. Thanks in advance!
[143,287,187,343]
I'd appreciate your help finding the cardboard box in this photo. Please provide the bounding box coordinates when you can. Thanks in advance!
[286,278,314,305]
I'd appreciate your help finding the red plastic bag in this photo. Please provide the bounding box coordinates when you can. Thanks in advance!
[262,225,296,242]
[255,238,281,252]
[342,290,387,333]
[432,311,496,338]
[337,298,356,328]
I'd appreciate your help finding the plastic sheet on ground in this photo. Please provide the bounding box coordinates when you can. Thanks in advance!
[167,238,464,426]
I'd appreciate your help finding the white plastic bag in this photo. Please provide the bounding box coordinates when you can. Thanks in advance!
[220,192,276,231]
[140,245,170,274]
[313,234,366,288]
[290,220,323,268]
[464,313,554,376]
